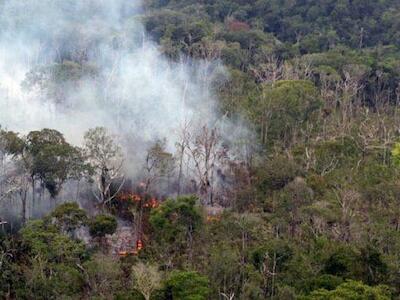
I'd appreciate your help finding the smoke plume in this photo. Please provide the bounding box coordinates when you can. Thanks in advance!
[0,0,225,156]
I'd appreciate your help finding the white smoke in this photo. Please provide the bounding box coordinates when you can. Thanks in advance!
[0,0,225,153]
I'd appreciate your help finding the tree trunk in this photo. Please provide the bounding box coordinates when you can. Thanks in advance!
[31,177,35,210]
[177,145,184,196]
[21,192,27,224]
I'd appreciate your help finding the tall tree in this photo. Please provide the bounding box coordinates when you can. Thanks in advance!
[83,127,125,209]
[26,129,83,204]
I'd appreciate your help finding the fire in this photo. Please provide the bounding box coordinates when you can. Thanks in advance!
[144,198,159,208]
[117,192,141,202]
[118,249,138,257]
[118,239,144,257]
[117,192,159,208]
[206,215,221,222]
[114,190,159,258]
[136,239,143,251]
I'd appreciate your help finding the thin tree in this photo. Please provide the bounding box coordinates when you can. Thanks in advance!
[131,262,162,300]
[83,127,125,209]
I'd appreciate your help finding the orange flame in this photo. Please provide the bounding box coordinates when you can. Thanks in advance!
[117,192,142,202]
[118,250,138,257]
[144,198,159,208]
[136,239,143,251]
[117,192,160,209]
[206,216,221,222]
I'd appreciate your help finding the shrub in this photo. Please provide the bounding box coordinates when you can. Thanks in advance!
[89,214,117,238]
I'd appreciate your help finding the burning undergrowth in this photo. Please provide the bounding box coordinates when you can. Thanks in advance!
[0,0,255,226]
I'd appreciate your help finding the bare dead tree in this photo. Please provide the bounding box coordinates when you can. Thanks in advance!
[189,39,223,62]
[332,188,360,242]
[2,160,31,223]
[221,292,235,300]
[337,64,368,129]
[319,68,341,111]
[176,121,191,195]
[131,262,161,300]
[185,125,227,206]
[282,57,313,81]
[0,135,31,224]
[250,54,283,84]
[143,139,174,194]
[394,83,400,123]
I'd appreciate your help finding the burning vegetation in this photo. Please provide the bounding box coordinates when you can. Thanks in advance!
[3,0,400,298]
[110,189,161,257]
[116,192,159,209]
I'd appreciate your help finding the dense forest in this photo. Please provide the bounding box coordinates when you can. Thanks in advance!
[1,0,400,299]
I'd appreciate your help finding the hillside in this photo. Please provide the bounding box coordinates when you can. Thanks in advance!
[1,0,400,299]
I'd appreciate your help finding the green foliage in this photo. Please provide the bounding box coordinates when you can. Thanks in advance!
[89,214,118,238]
[302,274,344,294]
[4,1,400,298]
[22,61,98,102]
[250,240,293,272]
[13,211,89,299]
[263,80,321,144]
[50,202,88,233]
[324,247,358,278]
[256,155,302,193]
[19,258,84,299]
[149,196,203,244]
[391,142,400,167]
[83,253,124,298]
[357,162,398,208]
[147,196,204,267]
[26,129,84,198]
[357,246,389,285]
[208,242,241,295]
[131,262,162,300]
[162,271,210,300]
[0,129,25,155]
[314,137,360,174]
[0,235,20,298]
[304,280,391,300]
[20,219,87,264]
[268,80,320,121]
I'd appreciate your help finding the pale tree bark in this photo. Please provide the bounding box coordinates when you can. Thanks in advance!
[84,127,125,210]
[185,125,226,206]
[0,158,31,223]
[131,262,161,300]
